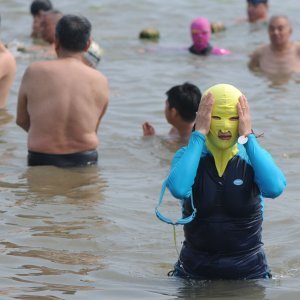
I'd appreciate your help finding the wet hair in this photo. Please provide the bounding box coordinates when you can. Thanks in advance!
[43,9,63,23]
[247,0,268,4]
[30,0,53,16]
[55,15,91,52]
[166,82,202,122]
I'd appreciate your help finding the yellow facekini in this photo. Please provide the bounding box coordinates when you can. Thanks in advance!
[204,84,242,177]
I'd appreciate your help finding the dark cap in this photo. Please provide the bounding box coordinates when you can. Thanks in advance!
[247,0,268,4]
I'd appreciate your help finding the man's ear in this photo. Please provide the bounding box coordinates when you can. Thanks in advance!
[170,107,178,117]
[84,38,92,52]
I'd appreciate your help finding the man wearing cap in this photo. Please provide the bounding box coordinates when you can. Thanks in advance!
[248,15,300,75]
[247,0,268,23]
[16,15,109,167]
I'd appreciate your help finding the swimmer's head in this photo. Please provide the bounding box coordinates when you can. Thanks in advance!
[247,0,268,4]
[247,0,268,23]
[83,40,102,68]
[30,0,53,16]
[165,82,202,124]
[56,15,91,52]
[190,17,211,51]
[204,84,242,150]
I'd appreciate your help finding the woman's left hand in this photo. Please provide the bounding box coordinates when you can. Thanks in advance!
[237,95,252,136]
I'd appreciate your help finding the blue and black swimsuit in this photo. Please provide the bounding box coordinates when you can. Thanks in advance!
[166,131,286,280]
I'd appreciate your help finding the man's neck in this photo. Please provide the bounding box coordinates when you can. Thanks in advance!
[271,41,292,53]
[172,120,194,139]
[56,49,84,61]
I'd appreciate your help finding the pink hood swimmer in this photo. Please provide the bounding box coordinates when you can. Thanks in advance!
[191,17,211,51]
[190,17,230,56]
[211,47,231,55]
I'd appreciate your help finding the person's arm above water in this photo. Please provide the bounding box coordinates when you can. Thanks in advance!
[16,66,31,132]
[142,121,155,136]
[245,134,286,198]
[237,95,286,198]
[248,46,263,71]
[166,131,206,199]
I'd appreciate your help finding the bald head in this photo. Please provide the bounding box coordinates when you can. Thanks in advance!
[268,15,292,49]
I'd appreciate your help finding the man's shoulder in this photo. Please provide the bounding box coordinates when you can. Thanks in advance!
[0,48,16,66]
[26,59,53,70]
[85,66,108,84]
[26,59,65,74]
[293,41,300,55]
[254,43,269,54]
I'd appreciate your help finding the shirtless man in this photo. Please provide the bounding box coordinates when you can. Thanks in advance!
[248,15,300,75]
[0,32,16,108]
[40,11,102,68]
[143,82,201,142]
[16,15,109,167]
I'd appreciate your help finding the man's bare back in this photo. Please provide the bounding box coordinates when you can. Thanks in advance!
[0,43,16,108]
[17,57,108,154]
[16,15,109,166]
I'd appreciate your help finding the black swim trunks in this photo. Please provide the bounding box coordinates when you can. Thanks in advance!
[27,150,98,167]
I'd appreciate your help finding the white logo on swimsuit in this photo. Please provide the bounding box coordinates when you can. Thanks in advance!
[233,179,243,186]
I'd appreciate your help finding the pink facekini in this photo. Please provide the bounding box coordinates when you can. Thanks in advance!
[190,17,230,56]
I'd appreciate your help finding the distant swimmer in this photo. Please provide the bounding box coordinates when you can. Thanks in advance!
[30,0,53,39]
[189,17,230,56]
[16,15,109,167]
[0,19,16,108]
[40,10,63,45]
[248,15,300,75]
[247,0,268,23]
[143,82,201,142]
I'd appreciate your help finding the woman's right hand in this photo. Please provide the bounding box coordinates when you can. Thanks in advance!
[194,92,214,136]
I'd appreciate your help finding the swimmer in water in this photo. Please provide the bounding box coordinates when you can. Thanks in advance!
[142,82,202,142]
[248,15,300,76]
[16,15,109,167]
[189,17,230,56]
[159,83,286,280]
[30,0,53,39]
[247,0,268,23]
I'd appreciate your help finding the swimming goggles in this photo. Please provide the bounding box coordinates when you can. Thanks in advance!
[155,180,197,225]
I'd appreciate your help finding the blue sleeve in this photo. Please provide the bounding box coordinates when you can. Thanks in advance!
[244,134,286,198]
[166,131,206,199]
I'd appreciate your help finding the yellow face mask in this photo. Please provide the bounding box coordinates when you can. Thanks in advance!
[204,84,242,176]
